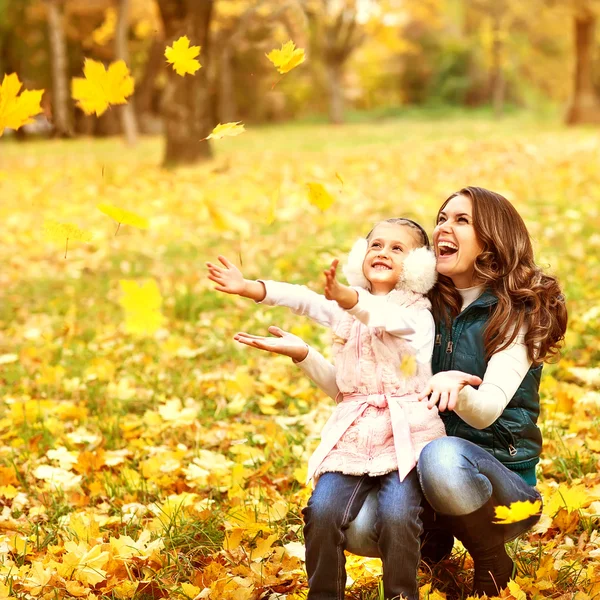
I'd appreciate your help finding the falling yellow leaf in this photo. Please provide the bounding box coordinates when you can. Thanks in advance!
[494,499,541,524]
[335,171,345,186]
[43,220,93,258]
[0,73,44,137]
[205,199,251,237]
[398,355,417,377]
[72,58,134,116]
[91,7,117,46]
[266,40,306,74]
[119,279,164,336]
[307,182,335,211]
[97,202,149,234]
[205,121,245,140]
[266,187,279,225]
[165,35,201,76]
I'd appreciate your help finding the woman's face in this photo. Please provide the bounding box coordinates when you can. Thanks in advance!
[433,194,484,288]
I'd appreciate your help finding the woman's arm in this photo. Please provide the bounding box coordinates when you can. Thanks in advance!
[453,332,532,429]
[234,326,340,400]
[419,329,532,429]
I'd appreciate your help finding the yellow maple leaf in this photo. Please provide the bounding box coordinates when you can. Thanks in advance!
[266,40,306,74]
[494,499,542,524]
[43,220,93,258]
[0,73,44,136]
[507,580,526,600]
[72,58,134,116]
[24,561,53,595]
[205,121,245,140]
[307,182,335,211]
[61,540,109,586]
[165,35,201,76]
[545,484,590,515]
[97,202,149,234]
[181,583,201,599]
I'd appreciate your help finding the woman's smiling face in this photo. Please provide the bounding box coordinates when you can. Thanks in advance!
[433,194,484,288]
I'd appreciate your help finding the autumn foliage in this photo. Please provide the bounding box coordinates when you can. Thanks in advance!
[0,113,599,599]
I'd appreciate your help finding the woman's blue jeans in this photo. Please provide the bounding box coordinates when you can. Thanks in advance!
[345,437,542,558]
[303,469,423,600]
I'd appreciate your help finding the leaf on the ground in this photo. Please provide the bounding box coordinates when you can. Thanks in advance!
[545,484,590,515]
[72,59,134,116]
[206,121,245,140]
[266,40,306,74]
[0,73,44,137]
[307,182,335,211]
[165,35,201,76]
[494,499,541,524]
[97,203,149,229]
[507,580,526,600]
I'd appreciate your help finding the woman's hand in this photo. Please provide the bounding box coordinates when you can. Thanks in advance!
[324,259,358,309]
[234,326,309,362]
[418,370,483,412]
[206,255,266,301]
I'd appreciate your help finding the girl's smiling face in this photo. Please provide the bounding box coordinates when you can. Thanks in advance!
[362,222,421,295]
[433,194,484,288]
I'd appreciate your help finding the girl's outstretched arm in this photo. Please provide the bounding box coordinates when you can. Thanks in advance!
[206,255,266,301]
[234,326,340,400]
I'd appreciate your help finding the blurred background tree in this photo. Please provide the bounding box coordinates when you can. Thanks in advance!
[2,0,599,164]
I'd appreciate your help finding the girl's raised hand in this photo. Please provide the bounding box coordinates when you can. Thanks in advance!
[206,255,247,295]
[418,370,483,412]
[324,260,358,309]
[234,326,309,362]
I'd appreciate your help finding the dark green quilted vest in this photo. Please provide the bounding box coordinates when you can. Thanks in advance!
[432,290,542,487]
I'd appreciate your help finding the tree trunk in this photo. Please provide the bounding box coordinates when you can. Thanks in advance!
[46,0,73,137]
[115,0,138,145]
[157,0,214,167]
[565,13,600,125]
[135,37,164,132]
[490,12,505,119]
[218,45,236,123]
[326,60,345,124]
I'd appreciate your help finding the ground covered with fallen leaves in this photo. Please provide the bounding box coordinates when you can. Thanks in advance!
[0,114,599,600]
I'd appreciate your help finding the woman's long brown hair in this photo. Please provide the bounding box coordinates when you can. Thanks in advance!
[429,186,568,365]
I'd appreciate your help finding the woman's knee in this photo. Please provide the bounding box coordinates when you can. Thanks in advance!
[417,437,492,515]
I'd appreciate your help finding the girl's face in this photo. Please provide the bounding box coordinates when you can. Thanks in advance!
[433,194,484,288]
[362,222,421,295]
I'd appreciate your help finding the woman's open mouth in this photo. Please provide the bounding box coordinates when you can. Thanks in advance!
[437,241,458,258]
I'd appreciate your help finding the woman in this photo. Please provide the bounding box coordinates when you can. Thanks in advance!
[234,187,568,596]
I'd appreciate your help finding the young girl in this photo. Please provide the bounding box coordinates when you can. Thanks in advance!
[207,218,449,600]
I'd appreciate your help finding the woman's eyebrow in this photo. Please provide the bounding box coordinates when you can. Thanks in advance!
[439,211,471,218]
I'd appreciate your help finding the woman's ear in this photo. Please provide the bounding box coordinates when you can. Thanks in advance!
[342,238,370,289]
[397,246,437,294]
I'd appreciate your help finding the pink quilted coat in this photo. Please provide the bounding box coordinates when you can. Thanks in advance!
[308,289,447,482]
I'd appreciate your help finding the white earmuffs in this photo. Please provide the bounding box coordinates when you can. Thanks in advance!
[342,237,437,294]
